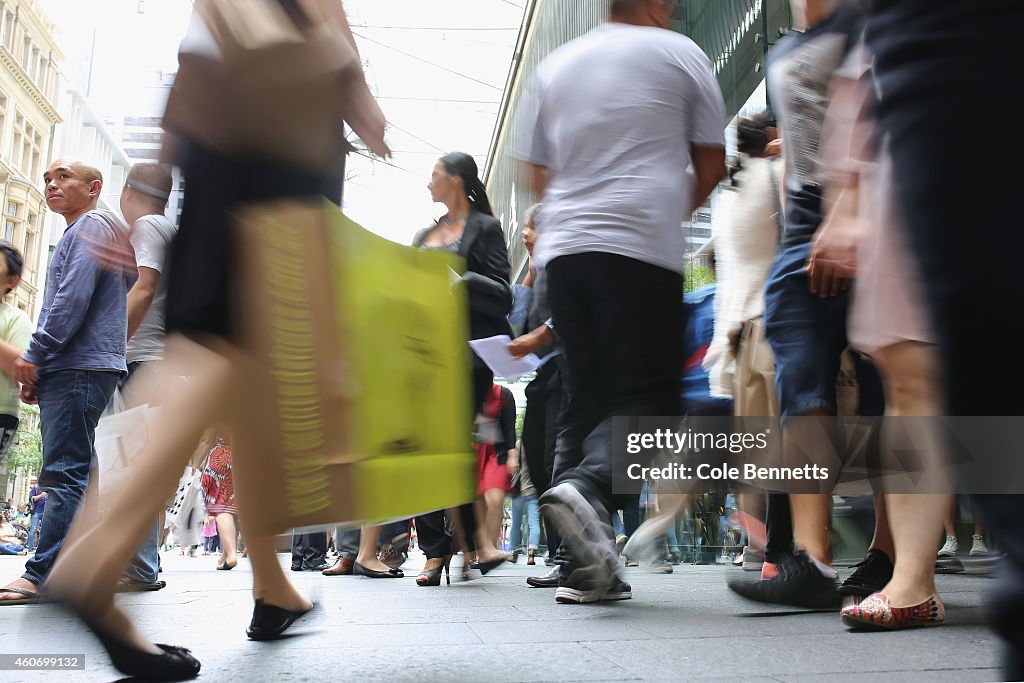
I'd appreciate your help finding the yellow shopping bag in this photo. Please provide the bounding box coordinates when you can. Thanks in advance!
[232,200,475,536]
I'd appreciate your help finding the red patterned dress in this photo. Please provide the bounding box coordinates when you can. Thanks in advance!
[200,437,236,515]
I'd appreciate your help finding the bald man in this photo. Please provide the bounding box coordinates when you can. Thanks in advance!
[0,159,136,604]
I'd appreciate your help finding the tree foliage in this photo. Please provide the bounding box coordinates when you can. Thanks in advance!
[685,264,716,292]
[4,405,41,481]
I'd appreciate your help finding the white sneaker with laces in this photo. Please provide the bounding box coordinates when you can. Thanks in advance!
[937,535,959,557]
[970,534,989,556]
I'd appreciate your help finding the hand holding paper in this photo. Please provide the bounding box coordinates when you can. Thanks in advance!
[469,335,545,380]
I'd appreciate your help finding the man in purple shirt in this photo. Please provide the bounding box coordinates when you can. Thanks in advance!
[0,159,135,604]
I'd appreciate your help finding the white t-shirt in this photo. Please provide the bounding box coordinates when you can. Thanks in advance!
[127,214,177,364]
[512,22,726,275]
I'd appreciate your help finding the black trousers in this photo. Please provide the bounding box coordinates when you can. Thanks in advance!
[545,252,685,568]
[415,364,493,559]
[522,356,566,553]
[290,531,327,569]
[866,0,1024,676]
[764,492,793,565]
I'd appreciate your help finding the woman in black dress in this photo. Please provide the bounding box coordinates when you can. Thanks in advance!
[42,1,388,679]
[412,152,513,586]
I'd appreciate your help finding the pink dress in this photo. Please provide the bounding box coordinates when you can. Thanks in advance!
[822,39,935,355]
[200,438,236,515]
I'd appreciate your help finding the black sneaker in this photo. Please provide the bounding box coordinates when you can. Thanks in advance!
[727,551,841,609]
[526,566,560,588]
[839,549,894,600]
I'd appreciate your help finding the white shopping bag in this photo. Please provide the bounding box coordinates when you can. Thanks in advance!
[93,403,159,506]
[172,469,207,547]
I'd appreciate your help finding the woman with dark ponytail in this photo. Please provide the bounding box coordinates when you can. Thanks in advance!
[411,152,513,586]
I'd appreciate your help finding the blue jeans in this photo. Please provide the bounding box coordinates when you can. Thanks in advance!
[124,520,161,584]
[0,543,23,555]
[27,510,43,550]
[23,369,120,585]
[335,527,360,561]
[509,494,540,550]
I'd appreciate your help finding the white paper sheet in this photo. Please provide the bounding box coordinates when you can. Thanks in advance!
[468,334,551,381]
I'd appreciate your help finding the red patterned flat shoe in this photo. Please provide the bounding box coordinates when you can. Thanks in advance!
[840,592,945,630]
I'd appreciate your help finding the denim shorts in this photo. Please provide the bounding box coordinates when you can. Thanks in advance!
[763,242,851,418]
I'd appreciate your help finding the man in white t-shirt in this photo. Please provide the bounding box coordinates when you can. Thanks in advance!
[118,163,177,592]
[512,0,726,604]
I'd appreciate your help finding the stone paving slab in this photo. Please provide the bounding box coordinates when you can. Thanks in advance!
[0,551,1004,682]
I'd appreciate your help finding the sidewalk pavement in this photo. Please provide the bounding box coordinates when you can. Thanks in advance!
[0,550,1002,682]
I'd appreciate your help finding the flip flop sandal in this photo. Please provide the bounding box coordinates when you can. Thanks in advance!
[115,577,167,593]
[0,586,39,605]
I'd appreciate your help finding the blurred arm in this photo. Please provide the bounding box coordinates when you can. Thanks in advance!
[690,144,727,212]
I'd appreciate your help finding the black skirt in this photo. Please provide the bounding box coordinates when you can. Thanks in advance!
[164,142,339,339]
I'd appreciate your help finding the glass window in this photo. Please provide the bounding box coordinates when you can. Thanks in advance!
[3,12,14,51]
[4,221,13,241]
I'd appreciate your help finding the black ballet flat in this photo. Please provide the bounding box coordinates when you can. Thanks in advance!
[79,609,200,680]
[246,599,315,641]
[475,555,509,576]
[353,562,404,578]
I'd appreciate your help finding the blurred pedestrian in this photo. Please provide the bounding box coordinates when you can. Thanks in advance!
[727,0,891,612]
[512,0,726,603]
[39,1,389,679]
[475,384,517,550]
[862,1,1024,665]
[508,205,565,587]
[116,162,176,593]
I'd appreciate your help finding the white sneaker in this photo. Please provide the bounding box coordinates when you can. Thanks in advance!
[937,535,959,557]
[970,534,989,556]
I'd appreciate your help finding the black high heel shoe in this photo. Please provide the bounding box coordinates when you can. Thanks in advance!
[76,608,200,680]
[416,555,451,586]
[246,599,315,641]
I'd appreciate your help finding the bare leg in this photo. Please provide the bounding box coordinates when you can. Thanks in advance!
[483,488,505,548]
[44,335,232,652]
[873,341,949,606]
[355,525,392,572]
[790,493,833,566]
[786,409,835,567]
[227,426,311,614]
[216,513,237,567]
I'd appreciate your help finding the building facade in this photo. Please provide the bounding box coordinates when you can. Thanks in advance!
[48,85,133,252]
[0,0,63,505]
[0,0,61,317]
[102,69,184,227]
[484,0,610,283]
